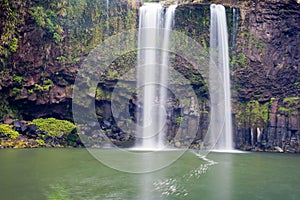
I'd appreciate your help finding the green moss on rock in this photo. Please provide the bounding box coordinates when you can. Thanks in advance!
[31,118,76,137]
[0,124,19,139]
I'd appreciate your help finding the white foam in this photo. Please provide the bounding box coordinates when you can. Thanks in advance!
[128,147,185,152]
[210,149,249,153]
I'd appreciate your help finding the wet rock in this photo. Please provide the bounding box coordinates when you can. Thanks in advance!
[274,146,284,153]
[103,120,111,127]
[27,124,38,134]
[4,118,13,124]
[175,141,181,148]
[13,120,27,133]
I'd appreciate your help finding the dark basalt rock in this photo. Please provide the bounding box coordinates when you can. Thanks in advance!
[27,124,38,134]
[13,120,27,133]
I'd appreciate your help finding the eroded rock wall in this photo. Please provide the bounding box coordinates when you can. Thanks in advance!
[0,0,299,151]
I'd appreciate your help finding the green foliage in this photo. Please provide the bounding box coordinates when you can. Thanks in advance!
[250,34,265,52]
[0,124,19,139]
[43,79,54,86]
[278,107,290,113]
[30,6,47,27]
[175,117,183,125]
[0,97,18,118]
[29,6,63,43]
[0,1,20,58]
[230,53,246,67]
[237,100,270,128]
[283,96,300,104]
[36,139,45,146]
[107,70,119,80]
[34,79,54,92]
[95,87,105,100]
[9,38,18,52]
[279,97,300,116]
[53,32,62,43]
[27,88,34,94]
[56,56,66,61]
[13,75,23,85]
[31,118,76,137]
[12,87,21,96]
[201,39,208,51]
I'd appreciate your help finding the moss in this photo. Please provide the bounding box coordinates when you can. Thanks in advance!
[278,107,290,113]
[12,87,21,96]
[107,70,119,80]
[176,117,183,125]
[283,96,300,104]
[279,97,300,116]
[34,79,54,92]
[36,139,45,146]
[29,6,63,43]
[0,97,18,119]
[0,1,21,59]
[0,124,19,139]
[43,79,54,86]
[95,87,105,100]
[237,100,270,128]
[9,38,18,52]
[260,102,270,123]
[53,32,62,44]
[13,75,23,85]
[230,53,246,67]
[31,118,76,137]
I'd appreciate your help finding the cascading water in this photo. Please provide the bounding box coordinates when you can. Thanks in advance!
[136,3,177,150]
[106,0,109,19]
[209,4,233,150]
[231,8,239,55]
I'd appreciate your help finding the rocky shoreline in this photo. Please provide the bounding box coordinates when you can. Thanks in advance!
[0,117,298,153]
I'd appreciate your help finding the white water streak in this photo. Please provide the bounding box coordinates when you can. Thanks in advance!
[210,4,233,150]
[153,152,217,198]
[136,3,177,150]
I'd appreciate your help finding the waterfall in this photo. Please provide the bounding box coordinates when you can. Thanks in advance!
[209,4,233,150]
[106,0,109,19]
[136,3,177,150]
[231,8,239,55]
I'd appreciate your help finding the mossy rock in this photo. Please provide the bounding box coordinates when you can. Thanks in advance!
[31,118,76,137]
[0,124,19,139]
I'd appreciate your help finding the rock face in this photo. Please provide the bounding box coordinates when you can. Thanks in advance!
[232,0,300,152]
[0,0,299,151]
[234,0,300,101]
[0,0,138,120]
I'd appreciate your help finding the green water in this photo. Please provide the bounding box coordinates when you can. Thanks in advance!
[0,149,299,200]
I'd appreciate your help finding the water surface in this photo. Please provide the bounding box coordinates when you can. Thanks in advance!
[0,149,299,200]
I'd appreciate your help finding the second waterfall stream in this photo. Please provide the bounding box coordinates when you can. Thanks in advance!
[136,3,177,150]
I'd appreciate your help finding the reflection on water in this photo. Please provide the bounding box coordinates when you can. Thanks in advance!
[210,153,232,200]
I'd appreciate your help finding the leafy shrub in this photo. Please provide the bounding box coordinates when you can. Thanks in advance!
[31,118,76,137]
[0,124,19,139]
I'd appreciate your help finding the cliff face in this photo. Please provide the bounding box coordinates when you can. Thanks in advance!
[234,0,300,100]
[0,0,299,151]
[0,0,138,120]
[232,0,300,152]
